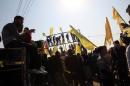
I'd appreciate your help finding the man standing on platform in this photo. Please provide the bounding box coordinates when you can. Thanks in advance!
[2,16,43,72]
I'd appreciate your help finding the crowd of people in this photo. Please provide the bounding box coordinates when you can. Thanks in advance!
[0,4,130,86]
[38,39,130,86]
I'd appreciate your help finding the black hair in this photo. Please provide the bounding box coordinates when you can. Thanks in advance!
[24,27,29,30]
[126,4,130,13]
[14,16,24,21]
[114,40,120,45]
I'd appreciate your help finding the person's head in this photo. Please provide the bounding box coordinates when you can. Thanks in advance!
[113,40,120,46]
[23,27,29,33]
[77,53,80,56]
[81,49,87,56]
[94,48,99,53]
[14,16,24,25]
[14,16,24,33]
[55,51,61,57]
[67,49,74,56]
[98,46,107,57]
[126,4,130,16]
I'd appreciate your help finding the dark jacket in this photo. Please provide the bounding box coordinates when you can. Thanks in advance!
[2,23,20,47]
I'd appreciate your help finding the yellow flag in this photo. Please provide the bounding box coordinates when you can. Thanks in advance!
[119,38,126,46]
[41,41,49,55]
[104,17,113,46]
[50,27,54,36]
[112,7,126,32]
[123,27,130,37]
[69,25,97,50]
[75,44,81,54]
[52,46,58,55]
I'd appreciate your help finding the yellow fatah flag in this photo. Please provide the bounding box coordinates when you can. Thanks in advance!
[75,44,81,55]
[69,25,97,50]
[112,7,126,32]
[50,27,54,36]
[104,17,113,46]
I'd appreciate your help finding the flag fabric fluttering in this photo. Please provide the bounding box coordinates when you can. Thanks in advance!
[112,7,130,46]
[41,41,49,55]
[122,27,130,37]
[104,17,113,46]
[52,45,58,55]
[69,25,96,50]
[75,44,81,55]
[50,27,54,36]
[119,38,126,46]
[112,7,126,32]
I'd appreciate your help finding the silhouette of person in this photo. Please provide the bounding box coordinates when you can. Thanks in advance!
[65,49,85,86]
[126,4,130,18]
[0,35,1,42]
[2,16,42,71]
[120,4,130,28]
[2,16,24,48]
[21,27,35,43]
[111,40,129,85]
[97,46,114,86]
[125,5,130,85]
